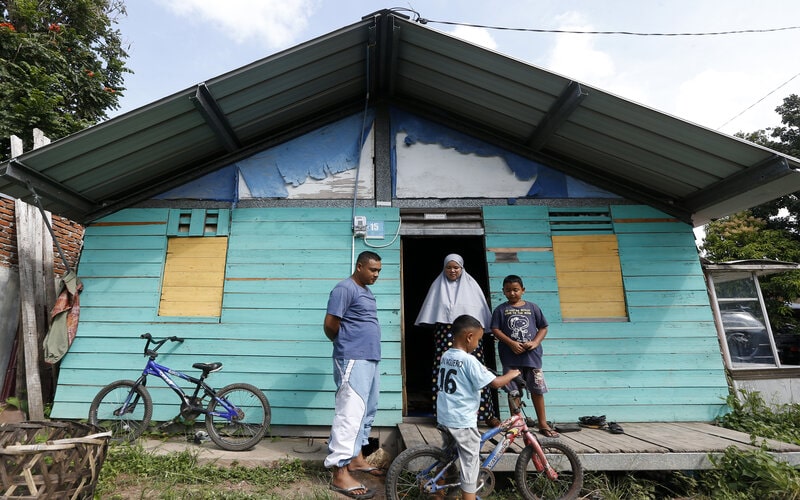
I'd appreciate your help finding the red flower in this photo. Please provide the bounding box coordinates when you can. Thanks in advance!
[0,22,15,31]
[48,23,60,32]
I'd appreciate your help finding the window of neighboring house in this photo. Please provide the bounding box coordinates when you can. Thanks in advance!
[158,209,230,318]
[709,273,781,368]
[550,208,627,321]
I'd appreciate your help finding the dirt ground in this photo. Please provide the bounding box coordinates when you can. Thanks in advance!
[108,468,388,499]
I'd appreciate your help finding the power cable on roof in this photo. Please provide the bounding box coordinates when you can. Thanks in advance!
[717,71,800,130]
[417,18,800,37]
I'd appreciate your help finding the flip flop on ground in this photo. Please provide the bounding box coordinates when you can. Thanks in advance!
[330,483,375,499]
[349,466,386,477]
[539,427,560,438]
[608,422,624,434]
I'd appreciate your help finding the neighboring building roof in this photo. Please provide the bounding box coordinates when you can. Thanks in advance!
[703,258,800,282]
[2,9,799,224]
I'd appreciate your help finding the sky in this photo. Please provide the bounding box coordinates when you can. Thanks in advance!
[110,0,800,138]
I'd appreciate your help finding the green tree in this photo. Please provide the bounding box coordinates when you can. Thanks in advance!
[702,94,800,327]
[0,0,129,159]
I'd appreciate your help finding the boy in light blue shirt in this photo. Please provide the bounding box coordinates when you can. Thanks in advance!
[436,314,520,500]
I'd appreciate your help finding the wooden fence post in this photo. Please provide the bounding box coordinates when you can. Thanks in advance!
[10,129,56,420]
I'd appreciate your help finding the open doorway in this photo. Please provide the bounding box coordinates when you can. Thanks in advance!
[401,236,497,418]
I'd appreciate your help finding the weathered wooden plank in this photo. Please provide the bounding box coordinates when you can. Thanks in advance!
[674,422,800,452]
[613,222,692,233]
[546,353,722,371]
[80,249,165,263]
[84,223,168,236]
[397,423,429,449]
[15,200,53,420]
[621,422,756,452]
[621,261,703,276]
[482,205,549,220]
[543,337,720,356]
[92,208,170,223]
[623,275,707,292]
[626,290,711,307]
[485,234,553,248]
[481,219,550,234]
[82,235,167,250]
[77,262,164,277]
[417,424,446,448]
[561,426,670,453]
[628,305,715,323]
[616,232,696,247]
[619,245,702,261]
[610,205,672,220]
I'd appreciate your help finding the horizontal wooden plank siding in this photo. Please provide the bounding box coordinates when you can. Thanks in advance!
[51,207,402,426]
[483,205,729,423]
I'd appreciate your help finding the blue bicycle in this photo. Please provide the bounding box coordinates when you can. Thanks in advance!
[88,333,271,451]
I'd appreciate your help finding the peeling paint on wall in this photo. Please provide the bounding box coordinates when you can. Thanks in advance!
[156,112,375,201]
[154,108,617,202]
[392,109,618,200]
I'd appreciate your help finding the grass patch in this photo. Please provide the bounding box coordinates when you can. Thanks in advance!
[95,443,329,499]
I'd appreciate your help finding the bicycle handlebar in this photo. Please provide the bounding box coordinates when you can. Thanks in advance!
[141,332,184,357]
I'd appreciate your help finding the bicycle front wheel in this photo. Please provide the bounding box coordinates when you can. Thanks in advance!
[205,383,270,451]
[515,438,583,500]
[385,445,457,500]
[88,379,152,443]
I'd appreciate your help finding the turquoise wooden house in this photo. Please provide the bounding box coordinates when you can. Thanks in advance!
[3,10,800,434]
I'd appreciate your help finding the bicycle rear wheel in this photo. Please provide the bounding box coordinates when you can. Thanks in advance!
[88,379,152,443]
[205,383,270,451]
[385,445,457,500]
[515,438,583,500]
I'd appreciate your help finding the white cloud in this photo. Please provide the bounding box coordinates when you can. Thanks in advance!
[674,70,787,133]
[544,12,614,83]
[446,25,498,50]
[157,0,316,49]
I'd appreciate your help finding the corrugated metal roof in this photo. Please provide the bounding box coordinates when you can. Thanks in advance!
[2,9,799,225]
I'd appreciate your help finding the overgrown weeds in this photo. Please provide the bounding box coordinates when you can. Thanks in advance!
[717,389,800,445]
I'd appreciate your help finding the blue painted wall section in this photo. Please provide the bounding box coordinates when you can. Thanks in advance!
[50,207,402,427]
[483,205,729,422]
[156,112,375,200]
[391,109,619,199]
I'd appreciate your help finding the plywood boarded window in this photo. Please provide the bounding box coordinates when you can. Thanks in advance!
[552,234,627,321]
[159,209,230,317]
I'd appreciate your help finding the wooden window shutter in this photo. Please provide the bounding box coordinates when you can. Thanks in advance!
[159,209,230,317]
[550,208,627,321]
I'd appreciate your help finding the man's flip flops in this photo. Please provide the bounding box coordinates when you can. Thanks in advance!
[330,483,375,499]
[350,466,386,477]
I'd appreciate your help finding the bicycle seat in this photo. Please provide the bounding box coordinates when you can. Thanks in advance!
[193,362,222,373]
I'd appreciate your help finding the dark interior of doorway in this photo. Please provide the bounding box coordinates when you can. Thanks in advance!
[402,236,498,418]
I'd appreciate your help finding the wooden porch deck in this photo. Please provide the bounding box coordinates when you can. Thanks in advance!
[397,421,800,472]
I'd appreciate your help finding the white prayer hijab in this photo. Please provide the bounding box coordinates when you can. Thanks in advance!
[414,253,492,331]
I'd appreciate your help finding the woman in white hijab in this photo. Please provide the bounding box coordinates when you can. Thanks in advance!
[415,253,500,427]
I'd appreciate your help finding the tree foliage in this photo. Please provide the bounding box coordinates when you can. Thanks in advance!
[0,0,129,159]
[702,94,800,326]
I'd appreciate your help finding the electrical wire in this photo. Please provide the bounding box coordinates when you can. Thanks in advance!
[718,71,800,130]
[417,18,800,37]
